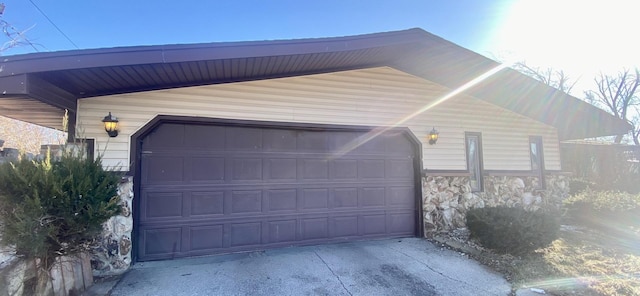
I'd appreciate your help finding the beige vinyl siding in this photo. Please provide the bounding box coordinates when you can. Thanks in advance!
[77,67,561,171]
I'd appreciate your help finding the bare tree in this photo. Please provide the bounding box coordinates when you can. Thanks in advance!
[0,3,40,53]
[512,61,577,95]
[585,69,640,145]
[0,5,61,154]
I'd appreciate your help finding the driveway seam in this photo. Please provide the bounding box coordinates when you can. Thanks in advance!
[313,250,353,296]
[387,245,498,295]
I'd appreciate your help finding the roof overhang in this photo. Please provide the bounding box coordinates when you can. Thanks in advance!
[0,28,631,138]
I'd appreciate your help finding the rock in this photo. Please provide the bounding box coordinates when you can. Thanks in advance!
[442,208,455,227]
[120,202,131,217]
[423,202,437,212]
[112,259,128,270]
[90,259,104,271]
[114,216,133,236]
[119,236,131,255]
[107,237,119,257]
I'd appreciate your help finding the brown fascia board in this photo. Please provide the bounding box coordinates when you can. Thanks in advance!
[0,28,429,78]
[0,74,76,111]
[0,74,28,94]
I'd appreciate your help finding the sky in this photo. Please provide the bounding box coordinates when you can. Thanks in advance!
[2,0,640,95]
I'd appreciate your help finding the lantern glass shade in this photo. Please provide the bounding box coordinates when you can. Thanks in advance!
[102,112,119,137]
[428,127,439,145]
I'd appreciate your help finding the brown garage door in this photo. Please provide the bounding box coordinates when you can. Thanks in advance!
[137,122,417,261]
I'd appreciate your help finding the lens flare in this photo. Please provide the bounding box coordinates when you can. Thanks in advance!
[330,62,512,159]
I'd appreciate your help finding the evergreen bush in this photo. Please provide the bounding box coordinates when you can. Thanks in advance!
[0,151,120,270]
[466,206,560,255]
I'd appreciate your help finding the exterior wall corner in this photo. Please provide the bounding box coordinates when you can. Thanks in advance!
[91,176,133,276]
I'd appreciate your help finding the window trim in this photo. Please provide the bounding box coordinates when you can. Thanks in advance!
[465,132,484,192]
[529,136,545,189]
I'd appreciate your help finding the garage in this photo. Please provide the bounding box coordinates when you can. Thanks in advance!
[136,119,419,261]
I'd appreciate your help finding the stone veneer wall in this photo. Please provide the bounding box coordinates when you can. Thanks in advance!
[422,173,569,236]
[91,176,134,276]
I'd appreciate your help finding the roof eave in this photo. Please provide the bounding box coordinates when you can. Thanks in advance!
[0,28,629,139]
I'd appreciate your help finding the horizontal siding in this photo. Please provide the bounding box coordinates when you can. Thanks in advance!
[77,67,561,171]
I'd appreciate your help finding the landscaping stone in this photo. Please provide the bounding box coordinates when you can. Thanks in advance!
[422,174,569,235]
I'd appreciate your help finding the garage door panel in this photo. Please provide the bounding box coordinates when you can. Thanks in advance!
[144,192,183,219]
[330,131,363,152]
[388,186,415,207]
[363,214,387,235]
[389,212,416,233]
[302,188,329,209]
[263,129,297,152]
[191,192,224,216]
[267,220,297,243]
[360,187,385,207]
[232,158,263,180]
[359,159,386,179]
[332,188,358,208]
[298,131,329,152]
[332,159,358,179]
[144,123,185,149]
[333,216,359,237]
[267,189,297,211]
[302,218,329,240]
[302,159,329,180]
[387,159,414,179]
[190,225,224,251]
[226,127,262,151]
[358,136,387,154]
[231,190,262,214]
[386,133,415,155]
[144,156,185,184]
[191,157,225,182]
[266,158,297,180]
[143,228,181,256]
[138,122,417,261]
[229,222,262,247]
[184,125,225,150]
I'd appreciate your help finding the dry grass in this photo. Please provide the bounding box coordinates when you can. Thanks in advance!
[504,225,640,295]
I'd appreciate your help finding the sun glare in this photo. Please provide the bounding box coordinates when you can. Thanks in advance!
[492,0,640,86]
[330,63,511,159]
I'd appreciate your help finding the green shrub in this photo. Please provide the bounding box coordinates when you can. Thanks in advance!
[0,152,121,269]
[564,189,640,228]
[466,206,560,255]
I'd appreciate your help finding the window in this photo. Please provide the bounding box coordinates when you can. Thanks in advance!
[529,136,545,189]
[465,132,483,192]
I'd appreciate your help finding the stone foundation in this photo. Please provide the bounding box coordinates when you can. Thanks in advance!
[90,176,133,276]
[422,173,569,236]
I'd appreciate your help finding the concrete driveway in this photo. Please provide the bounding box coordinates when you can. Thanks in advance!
[110,238,510,296]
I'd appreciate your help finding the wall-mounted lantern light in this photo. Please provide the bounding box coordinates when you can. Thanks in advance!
[428,127,439,145]
[102,112,119,137]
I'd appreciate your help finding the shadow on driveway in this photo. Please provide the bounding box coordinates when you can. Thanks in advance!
[111,238,510,296]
